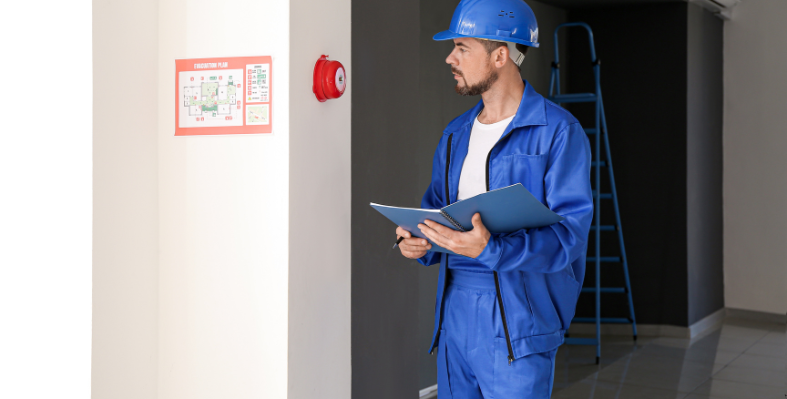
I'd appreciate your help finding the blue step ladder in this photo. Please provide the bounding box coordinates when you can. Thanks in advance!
[547,22,637,364]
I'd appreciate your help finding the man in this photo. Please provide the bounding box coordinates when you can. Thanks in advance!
[395,0,593,397]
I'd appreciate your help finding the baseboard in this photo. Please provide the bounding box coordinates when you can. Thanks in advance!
[726,307,787,325]
[689,308,727,338]
[567,307,727,339]
[419,384,438,398]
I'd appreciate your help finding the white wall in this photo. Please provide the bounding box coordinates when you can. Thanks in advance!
[0,1,92,397]
[157,0,289,397]
[287,0,351,397]
[92,0,352,396]
[92,0,159,397]
[723,0,787,315]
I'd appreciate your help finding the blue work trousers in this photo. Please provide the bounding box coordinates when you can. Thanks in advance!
[437,270,557,399]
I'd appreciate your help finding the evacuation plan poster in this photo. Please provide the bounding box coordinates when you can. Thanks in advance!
[175,56,272,136]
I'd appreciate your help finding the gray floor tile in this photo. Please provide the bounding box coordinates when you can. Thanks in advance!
[724,317,786,332]
[555,339,640,386]
[553,361,605,386]
[690,335,758,354]
[743,341,787,358]
[758,330,786,344]
[689,378,785,398]
[718,323,771,341]
[726,353,786,371]
[594,356,716,392]
[650,337,695,349]
[712,365,786,388]
[552,378,688,399]
[557,343,643,363]
[633,344,740,366]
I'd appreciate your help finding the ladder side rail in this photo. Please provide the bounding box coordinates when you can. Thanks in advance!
[549,66,559,98]
[553,22,599,64]
[550,24,561,97]
[593,60,602,363]
[550,22,598,99]
[599,100,638,338]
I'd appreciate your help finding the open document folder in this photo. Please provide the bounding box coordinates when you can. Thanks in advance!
[370,183,564,254]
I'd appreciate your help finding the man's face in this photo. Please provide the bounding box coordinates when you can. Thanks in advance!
[446,38,499,96]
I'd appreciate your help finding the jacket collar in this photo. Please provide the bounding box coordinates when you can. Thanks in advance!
[443,80,547,134]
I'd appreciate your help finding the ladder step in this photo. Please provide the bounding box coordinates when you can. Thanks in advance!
[581,287,626,294]
[591,190,612,199]
[573,317,632,324]
[548,93,598,103]
[590,225,616,231]
[584,128,597,135]
[591,161,607,167]
[587,256,621,263]
[564,337,598,346]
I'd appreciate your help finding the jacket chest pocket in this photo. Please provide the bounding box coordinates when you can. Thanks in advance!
[499,153,549,202]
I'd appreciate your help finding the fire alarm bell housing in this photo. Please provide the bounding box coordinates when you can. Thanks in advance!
[313,55,346,102]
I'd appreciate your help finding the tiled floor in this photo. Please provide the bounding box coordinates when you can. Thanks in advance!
[552,317,786,399]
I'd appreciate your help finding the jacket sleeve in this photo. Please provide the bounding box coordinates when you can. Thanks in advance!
[416,134,450,267]
[475,123,593,273]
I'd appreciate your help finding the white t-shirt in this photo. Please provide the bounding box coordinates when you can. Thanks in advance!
[457,114,515,201]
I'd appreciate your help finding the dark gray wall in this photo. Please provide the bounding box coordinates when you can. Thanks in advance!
[686,2,724,325]
[568,2,690,326]
[351,0,422,398]
[564,2,724,327]
[416,0,568,390]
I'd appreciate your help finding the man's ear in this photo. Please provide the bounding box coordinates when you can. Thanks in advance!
[494,45,509,68]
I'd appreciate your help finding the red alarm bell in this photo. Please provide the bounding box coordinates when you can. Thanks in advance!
[313,55,346,102]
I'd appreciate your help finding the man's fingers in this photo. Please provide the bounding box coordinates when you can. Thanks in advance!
[396,226,412,238]
[420,224,449,249]
[471,213,488,232]
[402,249,427,259]
[471,213,482,227]
[402,236,428,246]
[400,238,431,251]
[423,219,454,238]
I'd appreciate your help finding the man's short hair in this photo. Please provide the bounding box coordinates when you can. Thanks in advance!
[477,39,529,60]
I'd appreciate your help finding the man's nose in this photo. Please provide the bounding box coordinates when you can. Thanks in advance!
[446,51,457,66]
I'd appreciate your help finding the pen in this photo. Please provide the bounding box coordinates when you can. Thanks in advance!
[392,236,405,249]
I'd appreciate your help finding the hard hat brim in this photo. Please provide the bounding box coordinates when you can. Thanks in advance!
[433,30,539,48]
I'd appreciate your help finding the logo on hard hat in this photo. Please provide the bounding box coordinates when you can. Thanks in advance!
[530,28,539,43]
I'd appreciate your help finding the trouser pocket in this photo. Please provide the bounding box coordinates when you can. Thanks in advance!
[493,342,557,399]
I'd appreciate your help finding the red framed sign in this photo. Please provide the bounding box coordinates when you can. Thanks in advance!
[175,56,272,136]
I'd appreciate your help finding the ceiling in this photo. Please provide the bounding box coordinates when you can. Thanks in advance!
[536,0,681,9]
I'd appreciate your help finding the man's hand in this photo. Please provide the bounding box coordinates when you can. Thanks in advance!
[396,226,432,259]
[419,213,491,259]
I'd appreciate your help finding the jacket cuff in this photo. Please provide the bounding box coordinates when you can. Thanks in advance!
[476,235,503,270]
[417,252,438,266]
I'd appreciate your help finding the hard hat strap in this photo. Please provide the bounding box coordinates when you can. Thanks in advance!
[477,38,526,66]
[506,42,525,67]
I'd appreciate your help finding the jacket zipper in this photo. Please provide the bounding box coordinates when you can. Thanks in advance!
[430,133,453,355]
[487,130,516,365]
[444,134,453,206]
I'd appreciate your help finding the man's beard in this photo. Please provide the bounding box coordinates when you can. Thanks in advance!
[454,66,499,96]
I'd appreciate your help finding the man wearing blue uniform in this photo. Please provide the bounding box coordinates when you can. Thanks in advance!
[394,0,594,397]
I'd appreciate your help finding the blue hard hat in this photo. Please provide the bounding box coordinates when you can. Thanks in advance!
[433,0,539,48]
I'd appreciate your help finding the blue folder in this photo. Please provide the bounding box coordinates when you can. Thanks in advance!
[370,183,564,254]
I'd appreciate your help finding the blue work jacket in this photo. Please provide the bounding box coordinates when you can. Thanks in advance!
[418,81,593,363]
